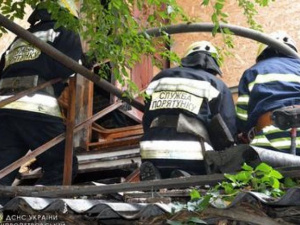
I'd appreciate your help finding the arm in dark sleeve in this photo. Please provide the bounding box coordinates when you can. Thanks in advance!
[49,27,83,79]
[209,84,237,144]
[218,86,237,139]
[142,97,152,132]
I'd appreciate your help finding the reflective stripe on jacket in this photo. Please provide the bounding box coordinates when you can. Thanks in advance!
[236,56,300,133]
[0,94,62,118]
[0,17,82,117]
[141,66,236,160]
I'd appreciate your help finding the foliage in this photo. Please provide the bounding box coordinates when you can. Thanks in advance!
[0,0,276,97]
[201,0,275,66]
[0,0,186,98]
[217,162,285,199]
[168,162,299,224]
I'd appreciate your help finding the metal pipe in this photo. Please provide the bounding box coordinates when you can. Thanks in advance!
[0,14,145,112]
[144,23,300,59]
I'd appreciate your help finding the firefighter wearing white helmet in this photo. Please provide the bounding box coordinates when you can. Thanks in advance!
[0,0,82,197]
[256,30,298,62]
[236,30,300,155]
[139,41,237,181]
[184,41,220,63]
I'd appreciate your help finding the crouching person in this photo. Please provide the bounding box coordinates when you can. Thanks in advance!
[139,41,237,180]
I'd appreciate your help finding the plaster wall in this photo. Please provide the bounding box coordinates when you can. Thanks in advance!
[172,0,300,87]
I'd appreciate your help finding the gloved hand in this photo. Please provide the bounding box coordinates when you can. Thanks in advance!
[205,144,261,174]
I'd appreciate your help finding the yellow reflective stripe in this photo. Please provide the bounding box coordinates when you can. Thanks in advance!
[251,134,300,150]
[140,140,213,160]
[0,94,62,118]
[249,73,300,91]
[236,95,249,105]
[251,135,271,146]
[270,137,300,149]
[262,125,283,134]
[270,137,291,148]
[236,106,248,120]
[262,125,300,134]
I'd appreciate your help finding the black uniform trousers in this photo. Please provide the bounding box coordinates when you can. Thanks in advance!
[0,111,78,186]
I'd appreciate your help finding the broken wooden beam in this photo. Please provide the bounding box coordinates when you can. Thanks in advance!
[1,167,299,198]
[0,173,225,198]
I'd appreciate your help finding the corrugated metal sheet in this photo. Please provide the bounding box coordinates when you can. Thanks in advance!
[1,188,300,220]
[229,187,300,207]
[2,197,172,219]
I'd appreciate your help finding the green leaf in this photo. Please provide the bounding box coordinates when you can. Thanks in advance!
[190,189,201,200]
[284,177,297,188]
[224,173,236,183]
[214,3,224,10]
[271,188,284,197]
[242,163,253,171]
[201,0,210,6]
[198,195,212,210]
[255,163,272,173]
[270,177,280,189]
[269,170,283,179]
[235,171,252,182]
[223,183,234,194]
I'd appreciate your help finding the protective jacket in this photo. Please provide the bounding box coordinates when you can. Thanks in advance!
[0,9,82,119]
[140,52,237,165]
[0,8,81,188]
[236,56,300,153]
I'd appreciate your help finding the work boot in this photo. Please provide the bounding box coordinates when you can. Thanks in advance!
[140,161,161,181]
[170,169,191,178]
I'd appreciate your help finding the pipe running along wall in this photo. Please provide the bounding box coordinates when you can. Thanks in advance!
[144,23,300,59]
[0,14,299,113]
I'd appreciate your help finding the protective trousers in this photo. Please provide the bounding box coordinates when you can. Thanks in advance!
[0,113,78,186]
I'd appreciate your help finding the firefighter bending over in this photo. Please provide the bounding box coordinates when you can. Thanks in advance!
[0,0,82,193]
[139,41,237,180]
[236,31,300,155]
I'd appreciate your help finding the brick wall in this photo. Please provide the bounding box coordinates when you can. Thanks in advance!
[172,0,300,87]
[1,1,299,88]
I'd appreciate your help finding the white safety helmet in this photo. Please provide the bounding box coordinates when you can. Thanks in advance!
[257,30,297,58]
[184,41,218,57]
[58,0,79,18]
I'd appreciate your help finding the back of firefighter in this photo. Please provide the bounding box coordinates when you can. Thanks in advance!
[236,31,300,155]
[0,0,82,190]
[139,41,237,180]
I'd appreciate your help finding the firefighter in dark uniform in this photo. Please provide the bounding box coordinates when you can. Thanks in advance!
[140,41,237,180]
[236,31,300,155]
[0,0,82,190]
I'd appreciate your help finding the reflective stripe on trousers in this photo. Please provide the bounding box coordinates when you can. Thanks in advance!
[140,140,213,160]
[250,124,300,154]
[0,94,62,118]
